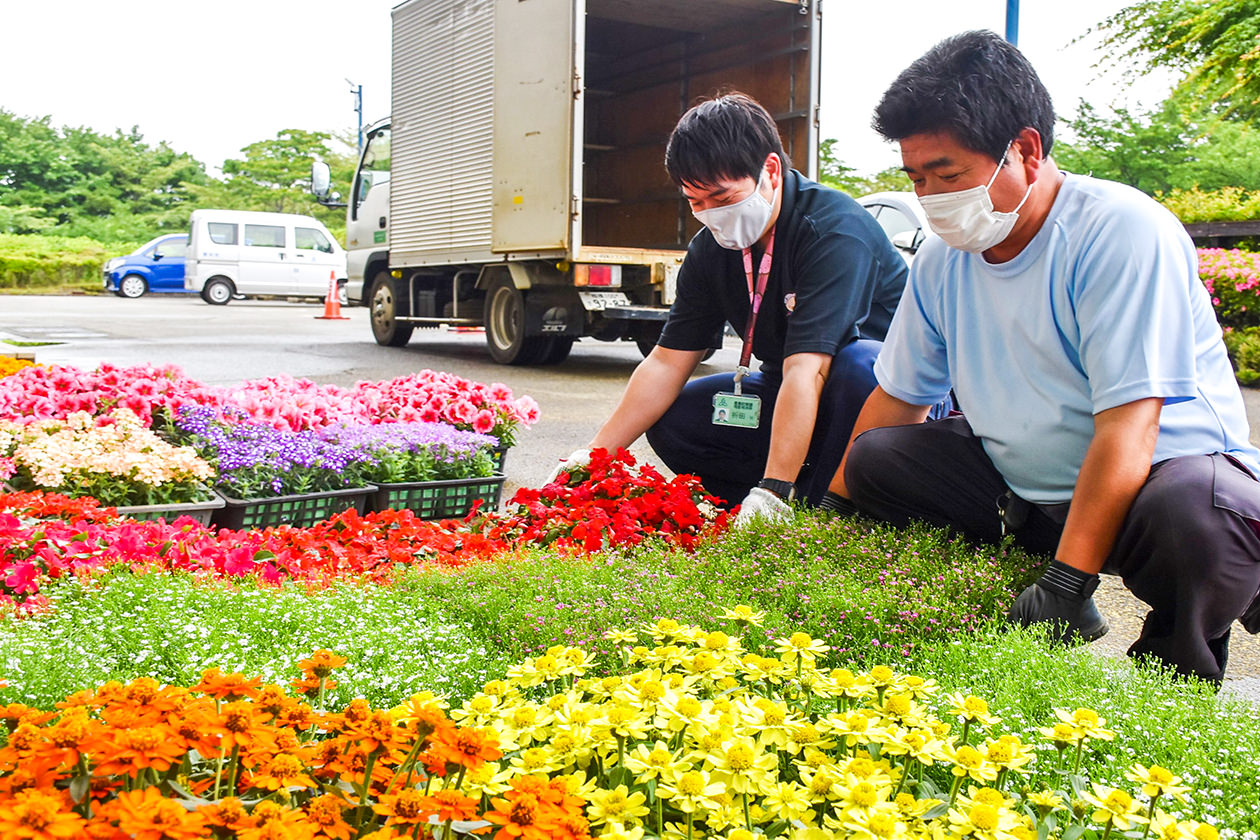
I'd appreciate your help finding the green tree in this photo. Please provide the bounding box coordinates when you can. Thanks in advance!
[817,138,910,197]
[1097,0,1260,120]
[190,129,356,234]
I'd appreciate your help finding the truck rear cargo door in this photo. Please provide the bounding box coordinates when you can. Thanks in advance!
[491,0,578,254]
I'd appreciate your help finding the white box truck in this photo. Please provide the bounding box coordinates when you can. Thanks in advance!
[313,0,820,364]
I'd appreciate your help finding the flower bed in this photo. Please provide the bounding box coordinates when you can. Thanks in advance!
[1201,247,1260,330]
[0,408,214,507]
[0,357,34,380]
[0,619,1223,840]
[0,450,727,612]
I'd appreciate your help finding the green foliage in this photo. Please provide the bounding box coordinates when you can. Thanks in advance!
[0,110,206,241]
[1097,0,1260,121]
[0,233,142,290]
[1157,187,1260,223]
[817,138,909,197]
[190,128,356,239]
[1055,97,1260,201]
[1222,326,1260,385]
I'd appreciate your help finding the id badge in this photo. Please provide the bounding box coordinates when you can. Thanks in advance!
[712,392,762,429]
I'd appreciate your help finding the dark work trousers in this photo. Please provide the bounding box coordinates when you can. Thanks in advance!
[844,415,1260,683]
[645,339,885,508]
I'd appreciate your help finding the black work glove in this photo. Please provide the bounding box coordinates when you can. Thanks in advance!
[818,491,859,517]
[1007,559,1109,643]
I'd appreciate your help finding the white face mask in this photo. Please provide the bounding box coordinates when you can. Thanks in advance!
[917,142,1032,253]
[693,168,775,250]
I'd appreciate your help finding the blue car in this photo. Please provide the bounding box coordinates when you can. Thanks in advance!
[103,234,189,298]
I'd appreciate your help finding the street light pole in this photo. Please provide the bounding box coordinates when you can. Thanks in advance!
[1005,0,1019,45]
[346,79,363,156]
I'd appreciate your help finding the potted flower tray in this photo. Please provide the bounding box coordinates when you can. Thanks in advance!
[211,485,374,530]
[365,474,506,520]
[115,493,226,526]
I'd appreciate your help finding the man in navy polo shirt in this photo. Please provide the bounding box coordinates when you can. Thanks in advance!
[553,93,913,520]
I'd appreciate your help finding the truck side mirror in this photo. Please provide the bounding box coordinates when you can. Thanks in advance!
[311,162,332,199]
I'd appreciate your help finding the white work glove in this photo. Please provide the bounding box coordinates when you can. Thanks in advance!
[734,487,792,527]
[545,448,592,486]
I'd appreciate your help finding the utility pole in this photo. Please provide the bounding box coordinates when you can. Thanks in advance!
[347,79,363,156]
[1005,0,1019,45]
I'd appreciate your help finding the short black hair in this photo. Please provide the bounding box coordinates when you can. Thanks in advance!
[873,30,1055,162]
[665,92,791,187]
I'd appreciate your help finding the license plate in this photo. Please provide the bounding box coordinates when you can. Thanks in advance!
[579,291,631,311]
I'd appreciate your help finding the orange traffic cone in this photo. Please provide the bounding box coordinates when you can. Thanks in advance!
[316,270,349,320]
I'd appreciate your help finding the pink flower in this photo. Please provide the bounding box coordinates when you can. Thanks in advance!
[515,396,541,425]
[447,399,478,425]
[0,457,15,481]
[473,409,496,434]
[3,561,40,595]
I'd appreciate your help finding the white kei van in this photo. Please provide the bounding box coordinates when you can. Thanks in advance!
[185,209,347,305]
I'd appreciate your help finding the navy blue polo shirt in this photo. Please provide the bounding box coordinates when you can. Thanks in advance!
[657,171,908,374]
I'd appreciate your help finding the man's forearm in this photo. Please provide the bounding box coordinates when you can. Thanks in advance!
[1055,399,1162,574]
[588,347,704,452]
[762,367,826,484]
[829,386,930,497]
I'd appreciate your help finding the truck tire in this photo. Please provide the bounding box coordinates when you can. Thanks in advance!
[370,275,414,347]
[202,277,234,305]
[541,337,574,364]
[485,277,554,365]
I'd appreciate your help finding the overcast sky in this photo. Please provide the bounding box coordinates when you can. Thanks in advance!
[2,0,1173,177]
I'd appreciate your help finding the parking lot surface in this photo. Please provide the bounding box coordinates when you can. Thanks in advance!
[3,293,1259,700]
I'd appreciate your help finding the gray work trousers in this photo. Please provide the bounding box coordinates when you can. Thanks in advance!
[844,415,1260,683]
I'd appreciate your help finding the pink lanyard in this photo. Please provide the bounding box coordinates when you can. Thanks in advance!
[734,227,775,394]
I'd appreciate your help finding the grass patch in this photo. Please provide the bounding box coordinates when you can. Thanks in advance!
[2,339,65,347]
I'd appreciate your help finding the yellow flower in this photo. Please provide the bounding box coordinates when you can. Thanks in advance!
[825,803,906,840]
[657,767,726,814]
[946,799,1020,840]
[775,632,830,665]
[881,725,946,766]
[643,618,684,642]
[946,743,999,783]
[1081,783,1144,831]
[1180,821,1220,840]
[981,734,1035,774]
[586,784,650,828]
[834,778,894,813]
[1025,789,1064,813]
[1125,763,1191,802]
[721,604,765,626]
[1037,721,1081,749]
[1053,707,1116,741]
[706,736,778,795]
[761,780,817,823]
[897,674,940,700]
[603,628,639,644]
[599,824,646,840]
[893,791,940,817]
[621,740,678,780]
[946,692,1001,728]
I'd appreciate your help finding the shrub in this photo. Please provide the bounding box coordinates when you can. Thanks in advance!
[1222,326,1260,385]
[1158,187,1260,224]
[1199,247,1260,330]
[0,233,141,290]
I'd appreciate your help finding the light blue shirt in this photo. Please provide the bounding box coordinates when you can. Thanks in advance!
[875,174,1260,504]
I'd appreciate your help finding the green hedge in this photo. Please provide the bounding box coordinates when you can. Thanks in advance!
[0,233,142,290]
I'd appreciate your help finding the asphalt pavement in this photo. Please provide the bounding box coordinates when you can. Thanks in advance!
[3,292,1260,701]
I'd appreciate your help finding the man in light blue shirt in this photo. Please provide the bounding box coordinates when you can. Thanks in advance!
[826,30,1260,684]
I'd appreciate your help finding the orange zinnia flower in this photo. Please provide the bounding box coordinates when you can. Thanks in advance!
[191,667,262,700]
[305,793,353,840]
[484,790,553,840]
[429,725,503,772]
[0,788,85,839]
[417,788,479,824]
[248,752,317,792]
[235,800,320,840]
[98,786,207,840]
[297,650,347,678]
[217,700,279,754]
[289,674,335,697]
[86,723,188,778]
[198,796,251,831]
[372,788,432,826]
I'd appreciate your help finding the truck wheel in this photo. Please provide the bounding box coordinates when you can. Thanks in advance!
[201,277,234,305]
[541,337,574,364]
[117,274,148,299]
[485,277,553,365]
[370,275,414,347]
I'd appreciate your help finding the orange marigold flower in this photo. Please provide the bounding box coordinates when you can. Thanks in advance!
[429,726,503,772]
[191,667,262,700]
[0,788,85,839]
[417,789,480,824]
[297,650,347,679]
[100,786,208,840]
[305,793,353,840]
